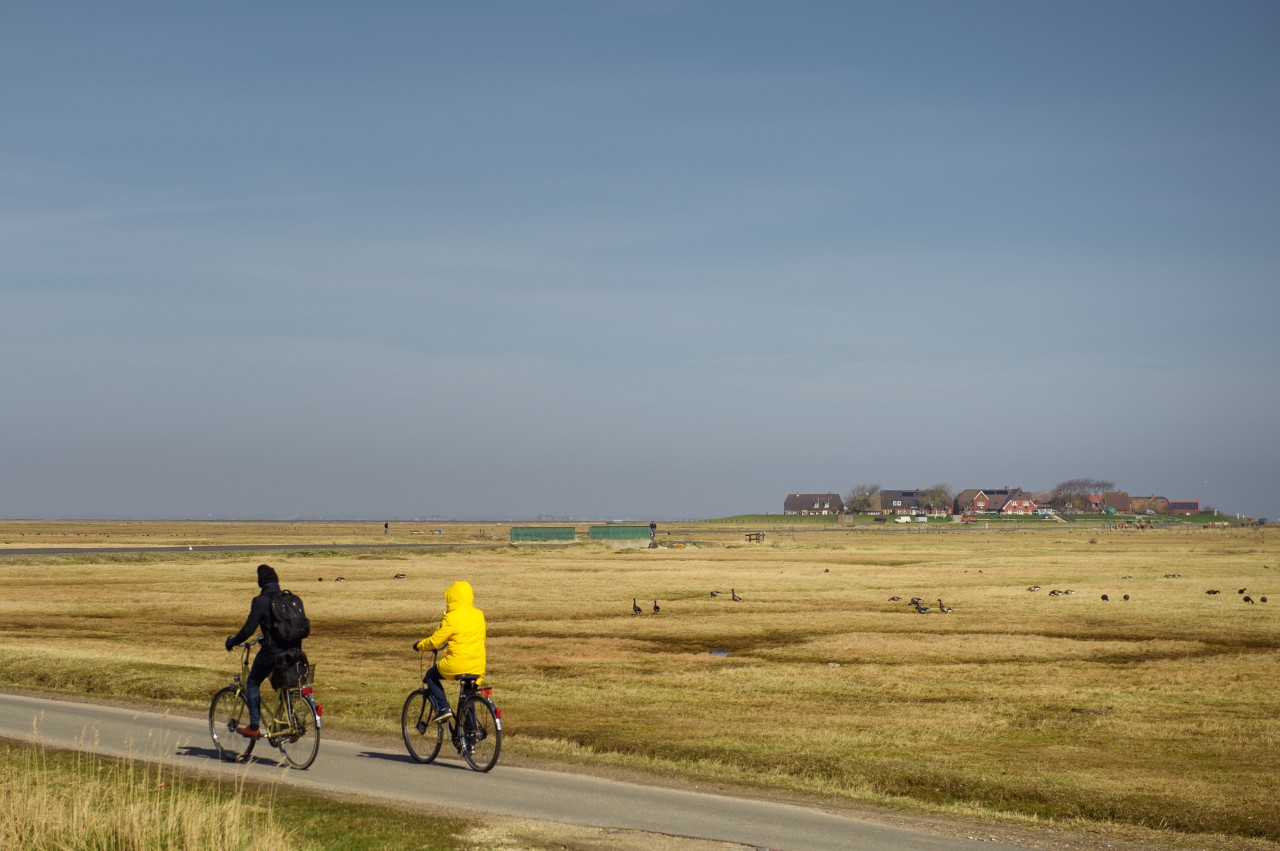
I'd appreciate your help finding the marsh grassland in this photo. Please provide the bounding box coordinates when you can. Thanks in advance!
[1,521,1277,848]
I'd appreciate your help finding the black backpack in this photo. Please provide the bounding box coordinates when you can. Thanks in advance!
[268,590,311,647]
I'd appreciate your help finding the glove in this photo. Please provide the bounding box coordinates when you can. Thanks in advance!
[225,636,235,652]
[412,640,422,653]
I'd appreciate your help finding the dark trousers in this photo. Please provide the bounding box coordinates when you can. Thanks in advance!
[424,665,451,714]
[245,649,277,729]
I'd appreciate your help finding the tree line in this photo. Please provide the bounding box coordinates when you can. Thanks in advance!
[845,479,1118,513]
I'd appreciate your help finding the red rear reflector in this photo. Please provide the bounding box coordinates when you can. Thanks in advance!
[301,687,313,696]
[480,688,493,697]
[315,705,323,716]
[494,707,502,719]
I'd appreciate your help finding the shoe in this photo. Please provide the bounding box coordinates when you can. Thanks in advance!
[433,708,453,725]
[236,725,262,739]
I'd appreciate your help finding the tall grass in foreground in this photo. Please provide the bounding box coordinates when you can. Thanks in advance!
[0,741,290,851]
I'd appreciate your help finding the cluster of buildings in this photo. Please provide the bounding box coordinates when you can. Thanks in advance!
[783,489,1202,517]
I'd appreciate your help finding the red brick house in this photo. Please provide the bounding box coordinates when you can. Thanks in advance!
[953,487,1035,515]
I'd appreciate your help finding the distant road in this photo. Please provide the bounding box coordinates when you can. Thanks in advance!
[0,542,509,556]
[0,694,1035,851]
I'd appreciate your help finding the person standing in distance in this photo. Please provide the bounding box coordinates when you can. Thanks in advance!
[224,563,290,739]
[413,580,486,723]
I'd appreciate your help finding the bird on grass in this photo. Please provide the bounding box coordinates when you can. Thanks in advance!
[1205,589,1220,595]
[335,577,346,582]
[632,598,642,615]
[1243,595,1254,604]
[888,595,902,602]
[915,604,931,614]
[1101,594,1110,601]
[1027,585,1041,592]
[653,600,661,614]
[731,589,742,602]
[1238,588,1247,594]
[937,599,953,613]
[710,590,721,597]
[1261,596,1269,603]
[909,596,923,605]
[1123,594,1130,601]
[393,573,407,579]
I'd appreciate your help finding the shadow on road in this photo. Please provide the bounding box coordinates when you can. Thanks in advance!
[176,744,223,761]
[357,750,471,771]
[176,744,284,768]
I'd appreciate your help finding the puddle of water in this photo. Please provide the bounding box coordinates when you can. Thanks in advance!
[708,648,732,657]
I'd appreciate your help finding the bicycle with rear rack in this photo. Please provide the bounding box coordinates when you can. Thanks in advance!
[209,636,322,769]
[401,647,502,772]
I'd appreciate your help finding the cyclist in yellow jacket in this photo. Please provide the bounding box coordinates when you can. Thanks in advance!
[413,580,486,724]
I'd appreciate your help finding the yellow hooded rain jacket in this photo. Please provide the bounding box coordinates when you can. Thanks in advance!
[415,580,486,680]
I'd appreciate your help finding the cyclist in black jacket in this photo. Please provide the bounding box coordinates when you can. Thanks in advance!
[224,563,286,739]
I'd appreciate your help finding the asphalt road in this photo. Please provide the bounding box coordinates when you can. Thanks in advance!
[0,693,1036,851]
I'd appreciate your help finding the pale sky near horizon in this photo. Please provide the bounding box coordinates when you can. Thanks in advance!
[3,2,1278,521]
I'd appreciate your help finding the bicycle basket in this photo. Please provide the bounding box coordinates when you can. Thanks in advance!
[270,649,313,690]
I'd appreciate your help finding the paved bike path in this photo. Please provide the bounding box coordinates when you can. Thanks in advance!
[0,693,1033,851]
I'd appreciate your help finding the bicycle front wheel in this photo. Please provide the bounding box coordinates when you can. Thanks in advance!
[209,686,255,762]
[459,695,501,772]
[278,692,321,769]
[401,690,444,764]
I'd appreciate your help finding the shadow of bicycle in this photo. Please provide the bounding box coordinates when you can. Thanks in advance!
[176,744,284,768]
[357,750,471,770]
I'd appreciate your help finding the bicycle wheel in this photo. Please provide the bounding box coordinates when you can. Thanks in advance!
[401,690,444,764]
[459,695,501,772]
[209,686,256,762]
[278,691,321,770]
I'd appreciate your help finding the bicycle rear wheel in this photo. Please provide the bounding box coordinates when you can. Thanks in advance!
[401,690,444,764]
[278,692,321,769]
[459,695,501,772]
[209,686,255,762]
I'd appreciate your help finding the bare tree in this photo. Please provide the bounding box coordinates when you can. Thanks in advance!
[920,483,954,515]
[1049,479,1116,512]
[845,483,881,514]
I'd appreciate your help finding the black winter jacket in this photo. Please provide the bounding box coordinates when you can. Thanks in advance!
[227,582,289,656]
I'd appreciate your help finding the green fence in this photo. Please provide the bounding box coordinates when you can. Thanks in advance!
[509,526,577,543]
[588,525,652,541]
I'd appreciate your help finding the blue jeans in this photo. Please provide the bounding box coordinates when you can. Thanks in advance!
[245,649,277,729]
[423,665,451,714]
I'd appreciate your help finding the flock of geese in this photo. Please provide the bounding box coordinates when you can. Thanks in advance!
[887,595,953,614]
[633,589,742,614]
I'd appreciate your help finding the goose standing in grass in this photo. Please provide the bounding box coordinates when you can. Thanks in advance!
[1261,596,1268,603]
[632,598,642,615]
[653,600,661,614]
[1101,594,1110,601]
[888,595,902,602]
[915,603,931,614]
[1243,595,1254,604]
[909,596,922,605]
[1123,594,1130,601]
[937,599,953,613]
[710,590,721,598]
[731,589,742,602]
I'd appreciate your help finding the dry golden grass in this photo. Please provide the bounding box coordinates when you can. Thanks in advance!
[0,741,292,850]
[1,521,1278,847]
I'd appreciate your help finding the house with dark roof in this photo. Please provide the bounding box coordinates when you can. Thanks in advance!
[783,493,844,515]
[953,487,1036,515]
[879,489,922,515]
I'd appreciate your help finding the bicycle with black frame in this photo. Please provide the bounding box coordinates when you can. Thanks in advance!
[401,646,502,772]
[209,636,321,769]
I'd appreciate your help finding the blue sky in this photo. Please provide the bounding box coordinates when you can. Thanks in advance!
[3,2,1277,520]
